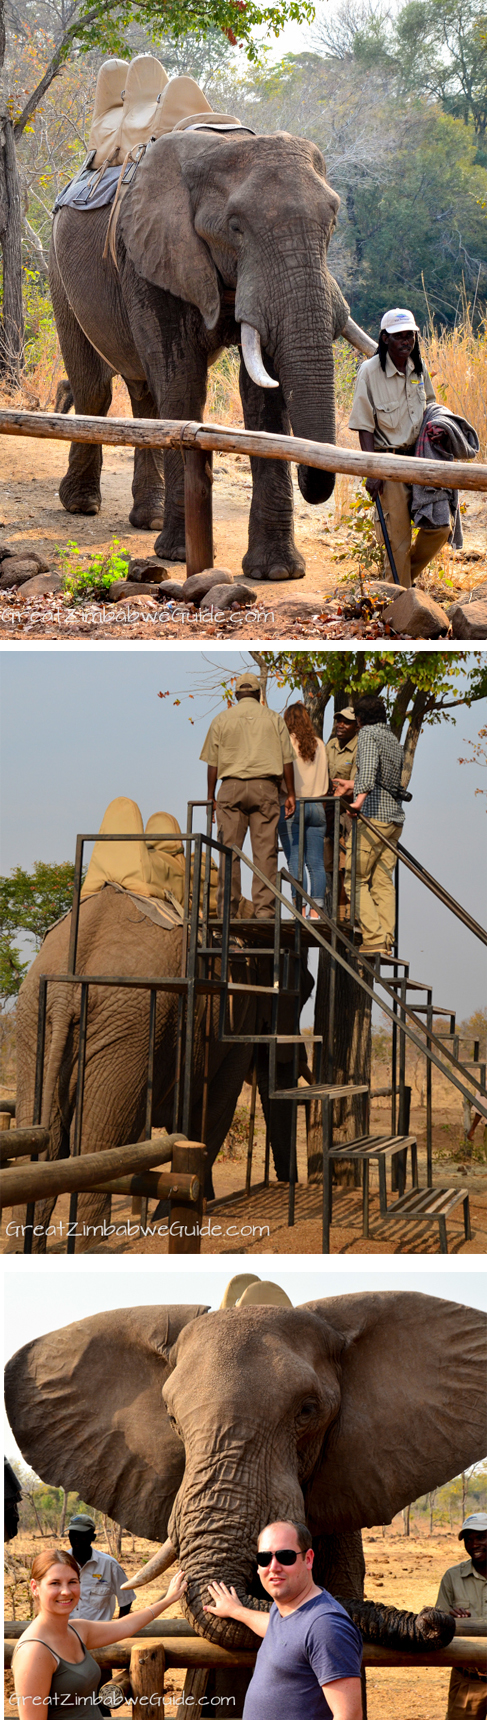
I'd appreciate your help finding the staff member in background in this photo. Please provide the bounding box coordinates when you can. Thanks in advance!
[436,1513,487,1720]
[68,1514,136,1621]
[324,707,358,915]
[349,307,450,587]
[200,673,295,920]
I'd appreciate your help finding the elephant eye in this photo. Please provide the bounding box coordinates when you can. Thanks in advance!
[298,1399,318,1421]
[167,1412,181,1437]
[228,218,243,238]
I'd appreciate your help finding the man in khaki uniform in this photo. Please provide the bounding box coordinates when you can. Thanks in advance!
[436,1513,487,1719]
[201,673,295,918]
[349,306,450,587]
[342,694,405,955]
[324,708,358,907]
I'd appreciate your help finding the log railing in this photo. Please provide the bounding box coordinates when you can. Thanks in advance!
[1,407,486,578]
[0,1130,206,1254]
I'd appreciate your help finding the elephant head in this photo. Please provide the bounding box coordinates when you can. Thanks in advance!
[119,130,362,503]
[6,1282,485,1647]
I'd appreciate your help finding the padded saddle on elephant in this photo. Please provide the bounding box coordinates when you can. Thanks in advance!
[54,55,253,213]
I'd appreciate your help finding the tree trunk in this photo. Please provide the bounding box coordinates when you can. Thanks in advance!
[402,1505,410,1537]
[307,947,371,1177]
[103,1515,122,1559]
[0,111,24,378]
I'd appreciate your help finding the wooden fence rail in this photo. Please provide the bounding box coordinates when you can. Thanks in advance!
[4,1633,486,1671]
[1,407,486,577]
[0,1133,206,1254]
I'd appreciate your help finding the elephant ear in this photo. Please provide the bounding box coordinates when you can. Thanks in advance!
[120,136,221,330]
[301,1292,487,1533]
[5,1304,208,1540]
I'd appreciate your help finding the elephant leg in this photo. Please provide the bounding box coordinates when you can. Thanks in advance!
[191,1045,253,1202]
[255,1046,296,1182]
[153,447,188,563]
[49,242,114,515]
[239,358,305,581]
[126,379,166,530]
[125,294,208,564]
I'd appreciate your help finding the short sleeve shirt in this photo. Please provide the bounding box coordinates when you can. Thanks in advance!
[326,732,358,784]
[349,353,436,450]
[200,699,294,781]
[70,1551,137,1620]
[242,1590,362,1720]
[436,1558,487,1623]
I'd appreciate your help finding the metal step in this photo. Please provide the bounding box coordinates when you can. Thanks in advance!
[269,1082,369,1103]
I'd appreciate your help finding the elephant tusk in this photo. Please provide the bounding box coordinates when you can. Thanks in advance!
[241,324,279,389]
[121,1537,177,1590]
[340,316,377,357]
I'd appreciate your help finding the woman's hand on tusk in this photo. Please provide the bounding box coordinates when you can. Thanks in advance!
[204,1581,242,1619]
[164,1568,188,1604]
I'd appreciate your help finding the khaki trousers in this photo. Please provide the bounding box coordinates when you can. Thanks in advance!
[446,1669,487,1718]
[376,479,451,587]
[216,777,280,917]
[345,819,400,950]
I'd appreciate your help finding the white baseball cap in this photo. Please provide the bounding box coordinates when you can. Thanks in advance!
[380,308,419,335]
[459,1512,487,1539]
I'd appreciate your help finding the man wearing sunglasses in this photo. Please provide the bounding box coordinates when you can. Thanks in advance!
[205,1520,363,1720]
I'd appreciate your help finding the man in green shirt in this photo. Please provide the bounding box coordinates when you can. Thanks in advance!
[200,673,295,918]
[436,1514,487,1719]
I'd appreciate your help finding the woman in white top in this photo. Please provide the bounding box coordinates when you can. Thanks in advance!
[279,703,329,918]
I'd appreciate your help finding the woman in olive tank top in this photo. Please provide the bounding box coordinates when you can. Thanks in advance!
[13,1548,187,1718]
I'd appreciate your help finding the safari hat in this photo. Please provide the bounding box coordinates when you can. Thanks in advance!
[459,1513,487,1539]
[380,308,419,335]
[235,673,260,692]
[68,1513,96,1534]
[336,707,356,722]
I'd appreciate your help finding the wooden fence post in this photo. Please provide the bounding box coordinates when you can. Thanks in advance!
[184,448,213,576]
[130,1642,165,1714]
[169,1140,206,1254]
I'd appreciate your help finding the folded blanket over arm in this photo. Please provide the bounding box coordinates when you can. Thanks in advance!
[412,403,479,549]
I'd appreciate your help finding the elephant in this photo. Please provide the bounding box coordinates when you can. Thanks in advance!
[5,1277,486,1673]
[11,873,314,1251]
[49,126,369,580]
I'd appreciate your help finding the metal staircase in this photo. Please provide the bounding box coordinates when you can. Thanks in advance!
[24,797,487,1255]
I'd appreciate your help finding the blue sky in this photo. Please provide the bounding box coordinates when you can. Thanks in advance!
[0,646,485,1022]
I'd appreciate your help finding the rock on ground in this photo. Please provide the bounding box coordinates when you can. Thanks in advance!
[16,572,63,599]
[199,582,256,610]
[127,557,169,583]
[182,568,233,604]
[383,588,448,638]
[447,598,487,638]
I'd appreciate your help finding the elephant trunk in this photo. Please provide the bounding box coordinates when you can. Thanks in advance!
[166,1447,306,1648]
[275,323,337,505]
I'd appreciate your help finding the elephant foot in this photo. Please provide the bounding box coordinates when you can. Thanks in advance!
[242,542,306,582]
[154,526,186,564]
[129,504,165,531]
[59,475,101,516]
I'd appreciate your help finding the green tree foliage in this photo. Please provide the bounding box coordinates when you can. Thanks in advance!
[351,0,487,142]
[0,861,77,1006]
[252,649,487,780]
[236,41,487,324]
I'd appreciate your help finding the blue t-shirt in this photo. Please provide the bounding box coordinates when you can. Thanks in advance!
[243,1589,362,1720]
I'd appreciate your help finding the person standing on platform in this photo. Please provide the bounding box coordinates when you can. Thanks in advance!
[200,673,295,920]
[342,695,405,956]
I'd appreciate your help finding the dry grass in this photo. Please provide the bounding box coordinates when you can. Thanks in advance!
[423,311,487,457]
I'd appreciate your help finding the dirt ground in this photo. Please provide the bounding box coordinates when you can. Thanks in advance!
[0,405,486,639]
[2,1068,486,1255]
[4,1526,482,1718]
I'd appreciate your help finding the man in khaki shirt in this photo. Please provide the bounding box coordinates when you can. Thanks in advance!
[324,708,358,906]
[349,305,450,587]
[436,1513,487,1719]
[200,673,295,918]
